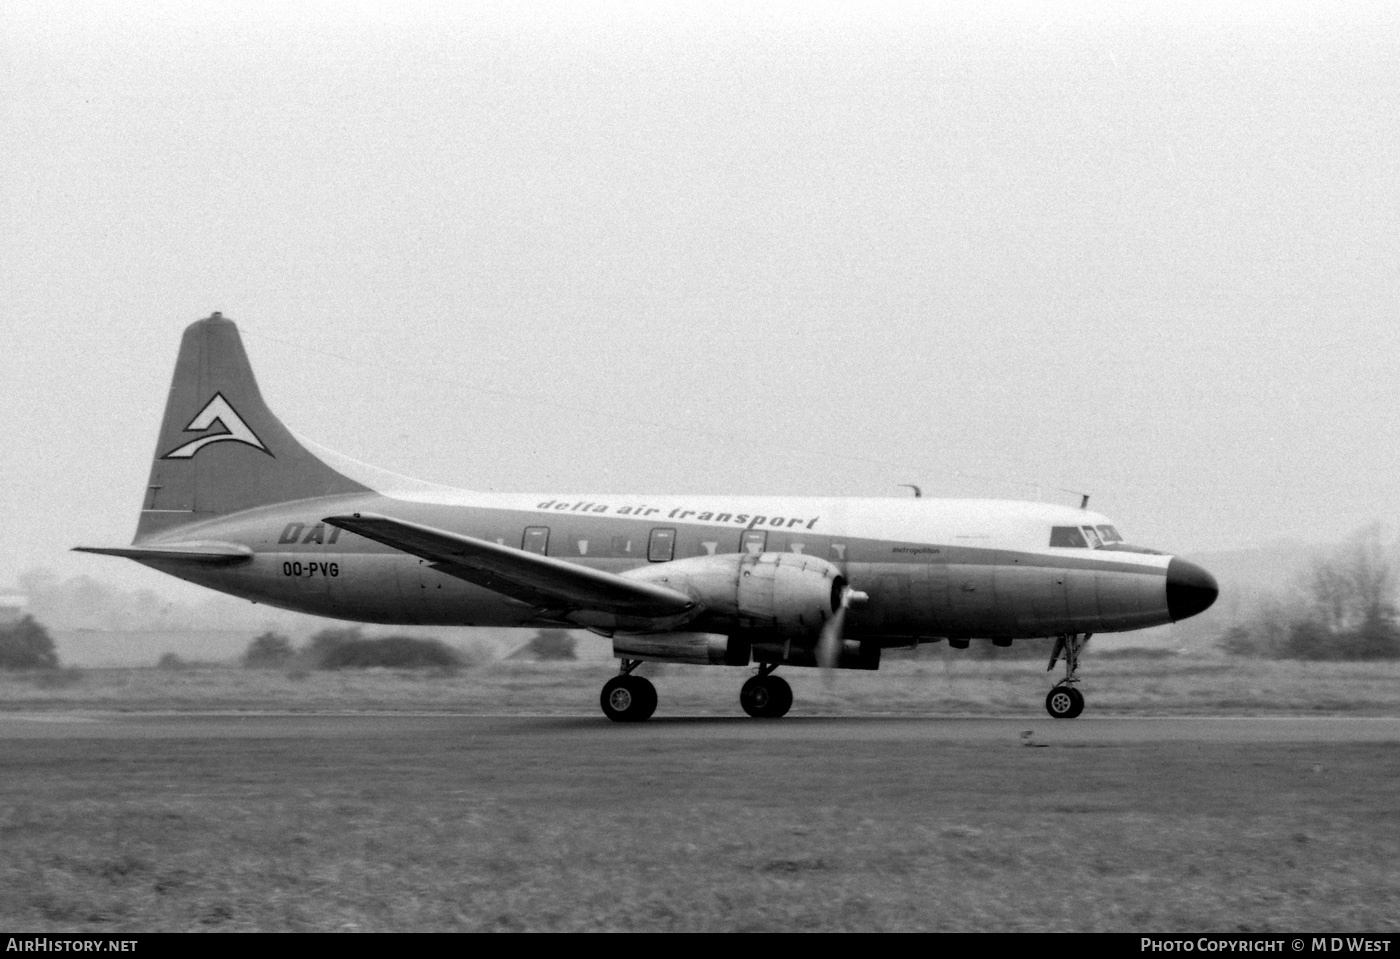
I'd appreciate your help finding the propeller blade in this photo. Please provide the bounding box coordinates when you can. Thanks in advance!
[817,585,867,675]
[817,603,847,670]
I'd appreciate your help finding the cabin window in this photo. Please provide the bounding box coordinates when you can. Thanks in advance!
[742,530,768,555]
[611,535,635,556]
[648,528,676,562]
[1049,526,1088,548]
[1096,525,1124,543]
[522,526,550,554]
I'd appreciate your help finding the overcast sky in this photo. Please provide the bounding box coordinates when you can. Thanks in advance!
[3,1,1397,599]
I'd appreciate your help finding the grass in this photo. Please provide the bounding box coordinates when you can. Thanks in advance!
[2,657,1400,716]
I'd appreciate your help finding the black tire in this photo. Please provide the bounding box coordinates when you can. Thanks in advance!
[601,675,657,722]
[767,676,793,717]
[740,675,792,719]
[637,677,658,718]
[1045,685,1085,720]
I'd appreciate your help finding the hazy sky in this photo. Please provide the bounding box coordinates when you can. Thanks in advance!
[3,1,1398,599]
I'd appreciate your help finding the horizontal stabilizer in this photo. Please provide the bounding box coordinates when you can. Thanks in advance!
[323,512,696,616]
[73,542,254,565]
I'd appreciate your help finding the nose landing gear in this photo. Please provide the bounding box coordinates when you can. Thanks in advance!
[1045,633,1091,719]
[1045,684,1085,719]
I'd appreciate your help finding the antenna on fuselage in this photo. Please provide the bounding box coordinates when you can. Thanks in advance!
[898,484,922,498]
[1080,494,1090,509]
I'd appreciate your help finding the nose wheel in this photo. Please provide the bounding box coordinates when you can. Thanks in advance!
[1045,685,1085,719]
[601,661,657,722]
[1045,633,1091,719]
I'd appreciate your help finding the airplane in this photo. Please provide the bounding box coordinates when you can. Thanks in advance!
[77,312,1218,721]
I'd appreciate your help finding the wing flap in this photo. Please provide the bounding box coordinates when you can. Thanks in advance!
[323,512,695,616]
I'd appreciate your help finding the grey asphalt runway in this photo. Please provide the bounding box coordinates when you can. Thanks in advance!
[3,711,1398,743]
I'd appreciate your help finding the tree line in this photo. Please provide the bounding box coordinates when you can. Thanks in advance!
[1219,524,1399,659]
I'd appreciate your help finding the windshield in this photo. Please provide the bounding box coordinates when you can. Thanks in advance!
[1049,524,1125,548]
[1049,526,1088,547]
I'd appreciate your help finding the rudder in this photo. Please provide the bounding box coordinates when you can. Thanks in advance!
[136,313,368,540]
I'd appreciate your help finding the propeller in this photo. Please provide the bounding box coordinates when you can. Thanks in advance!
[817,581,869,674]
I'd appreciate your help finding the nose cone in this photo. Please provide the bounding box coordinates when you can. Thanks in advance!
[1166,558,1219,622]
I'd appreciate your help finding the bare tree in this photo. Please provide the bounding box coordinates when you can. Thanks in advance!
[1305,523,1396,633]
[1346,523,1397,627]
[1222,523,1399,659]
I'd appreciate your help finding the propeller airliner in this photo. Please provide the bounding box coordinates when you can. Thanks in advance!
[77,314,1218,721]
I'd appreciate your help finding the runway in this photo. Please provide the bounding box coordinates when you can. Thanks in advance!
[2,710,1399,743]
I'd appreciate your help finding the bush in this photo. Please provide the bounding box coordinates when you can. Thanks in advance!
[317,635,462,670]
[517,629,577,661]
[1221,614,1400,661]
[243,631,295,668]
[1349,618,1400,659]
[1218,625,1258,657]
[156,652,188,670]
[1286,616,1400,661]
[302,626,364,667]
[0,615,59,670]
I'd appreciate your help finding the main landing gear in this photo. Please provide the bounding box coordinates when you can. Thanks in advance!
[740,663,792,719]
[600,660,657,723]
[598,660,796,721]
[1045,633,1090,719]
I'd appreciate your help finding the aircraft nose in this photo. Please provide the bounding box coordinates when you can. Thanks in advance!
[1166,557,1219,622]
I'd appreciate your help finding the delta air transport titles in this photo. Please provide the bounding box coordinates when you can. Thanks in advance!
[77,313,1219,721]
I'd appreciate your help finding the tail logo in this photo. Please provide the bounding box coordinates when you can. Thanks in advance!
[162,393,272,459]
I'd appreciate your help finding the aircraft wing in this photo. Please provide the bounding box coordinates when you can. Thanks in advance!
[322,512,696,616]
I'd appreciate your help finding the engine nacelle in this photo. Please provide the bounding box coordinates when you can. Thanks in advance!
[612,632,752,666]
[623,552,845,639]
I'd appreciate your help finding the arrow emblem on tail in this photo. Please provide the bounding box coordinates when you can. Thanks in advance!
[161,393,272,459]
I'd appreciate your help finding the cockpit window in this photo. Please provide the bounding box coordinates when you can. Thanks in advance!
[1050,525,1127,548]
[1049,526,1088,547]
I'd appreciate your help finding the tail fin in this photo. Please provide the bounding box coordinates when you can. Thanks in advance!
[136,313,369,540]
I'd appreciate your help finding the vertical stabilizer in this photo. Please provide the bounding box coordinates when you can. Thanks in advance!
[136,313,369,540]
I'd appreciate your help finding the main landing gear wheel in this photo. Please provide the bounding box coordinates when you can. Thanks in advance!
[601,675,657,723]
[1045,685,1085,719]
[740,675,793,719]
